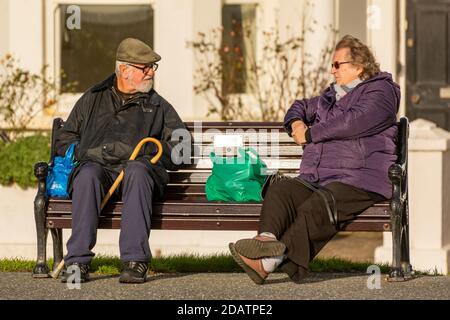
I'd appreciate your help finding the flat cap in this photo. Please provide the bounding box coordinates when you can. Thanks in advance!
[116,38,161,65]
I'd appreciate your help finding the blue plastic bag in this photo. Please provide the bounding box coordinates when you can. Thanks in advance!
[46,143,77,198]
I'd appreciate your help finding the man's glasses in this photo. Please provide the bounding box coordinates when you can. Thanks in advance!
[331,61,352,69]
[127,63,159,73]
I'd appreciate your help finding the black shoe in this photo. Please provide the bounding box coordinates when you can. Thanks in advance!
[278,259,308,284]
[61,262,90,283]
[119,261,148,283]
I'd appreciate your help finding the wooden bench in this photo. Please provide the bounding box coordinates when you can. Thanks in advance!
[32,117,413,281]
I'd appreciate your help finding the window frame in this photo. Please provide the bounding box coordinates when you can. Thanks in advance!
[44,0,154,113]
[221,0,261,106]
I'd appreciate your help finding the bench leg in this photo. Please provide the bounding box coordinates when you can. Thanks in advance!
[50,228,64,271]
[32,162,50,278]
[400,203,414,279]
[388,207,404,281]
[387,164,413,282]
[387,201,413,282]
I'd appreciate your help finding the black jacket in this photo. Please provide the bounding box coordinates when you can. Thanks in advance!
[55,74,190,197]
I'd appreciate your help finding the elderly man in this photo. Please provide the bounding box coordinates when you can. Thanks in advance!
[55,38,187,283]
[229,35,400,285]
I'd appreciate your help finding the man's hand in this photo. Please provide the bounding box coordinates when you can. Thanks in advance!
[291,120,308,145]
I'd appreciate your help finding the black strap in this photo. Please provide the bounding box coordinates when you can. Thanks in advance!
[294,177,338,226]
[260,172,290,199]
[261,174,338,226]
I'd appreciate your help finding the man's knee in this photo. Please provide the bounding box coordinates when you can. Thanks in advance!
[124,161,154,185]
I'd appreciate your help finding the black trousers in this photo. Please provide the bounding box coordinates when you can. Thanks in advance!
[259,179,384,273]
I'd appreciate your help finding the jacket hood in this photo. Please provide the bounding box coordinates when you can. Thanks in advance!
[90,74,116,92]
[323,71,400,111]
[363,72,401,112]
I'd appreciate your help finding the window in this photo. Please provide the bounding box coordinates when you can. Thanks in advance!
[221,4,256,94]
[59,5,154,92]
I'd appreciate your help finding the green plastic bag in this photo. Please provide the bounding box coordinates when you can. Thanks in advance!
[205,148,267,202]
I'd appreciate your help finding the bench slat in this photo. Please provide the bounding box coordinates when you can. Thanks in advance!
[178,158,301,170]
[185,122,284,130]
[192,145,303,157]
[191,132,293,143]
[47,199,389,216]
[46,214,391,232]
[166,171,299,183]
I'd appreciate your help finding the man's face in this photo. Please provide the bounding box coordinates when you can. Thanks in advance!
[331,48,362,86]
[121,63,155,93]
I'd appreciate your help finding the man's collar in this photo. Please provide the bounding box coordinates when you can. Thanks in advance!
[89,73,162,106]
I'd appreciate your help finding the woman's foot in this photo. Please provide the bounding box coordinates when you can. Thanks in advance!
[234,235,286,259]
[229,243,268,285]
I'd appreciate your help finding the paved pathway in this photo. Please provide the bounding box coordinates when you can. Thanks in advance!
[1,272,448,300]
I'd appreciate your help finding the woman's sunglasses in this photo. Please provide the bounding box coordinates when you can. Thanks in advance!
[331,61,352,69]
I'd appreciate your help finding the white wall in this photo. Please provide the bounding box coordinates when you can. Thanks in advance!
[366,0,397,81]
[304,0,335,58]
[0,0,10,57]
[7,0,44,73]
[155,0,195,121]
[191,0,222,120]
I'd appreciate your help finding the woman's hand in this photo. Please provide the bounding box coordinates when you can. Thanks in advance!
[291,120,308,145]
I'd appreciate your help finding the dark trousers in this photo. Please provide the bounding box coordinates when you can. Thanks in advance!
[64,161,155,265]
[259,179,383,272]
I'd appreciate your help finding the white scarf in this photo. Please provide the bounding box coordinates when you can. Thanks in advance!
[333,78,363,101]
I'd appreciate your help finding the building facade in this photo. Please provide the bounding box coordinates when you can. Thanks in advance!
[0,0,403,125]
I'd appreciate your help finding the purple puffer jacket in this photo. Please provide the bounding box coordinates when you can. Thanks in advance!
[284,72,400,199]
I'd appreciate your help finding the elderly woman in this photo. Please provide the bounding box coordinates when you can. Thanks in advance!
[229,35,400,285]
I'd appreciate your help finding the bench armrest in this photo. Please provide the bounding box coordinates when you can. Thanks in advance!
[34,162,49,201]
[388,163,407,215]
[389,117,409,214]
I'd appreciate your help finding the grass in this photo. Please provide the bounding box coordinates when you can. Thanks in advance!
[0,254,438,275]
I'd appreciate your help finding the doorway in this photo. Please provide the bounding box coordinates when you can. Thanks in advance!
[406,0,450,130]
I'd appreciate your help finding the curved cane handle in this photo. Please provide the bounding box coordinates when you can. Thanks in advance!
[129,137,163,164]
[100,137,163,210]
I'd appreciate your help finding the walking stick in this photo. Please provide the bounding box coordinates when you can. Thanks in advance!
[50,137,163,279]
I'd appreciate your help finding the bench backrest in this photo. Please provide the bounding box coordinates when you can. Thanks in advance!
[50,118,408,202]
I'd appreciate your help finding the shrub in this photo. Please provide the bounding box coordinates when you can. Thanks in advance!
[0,134,50,188]
[0,53,75,142]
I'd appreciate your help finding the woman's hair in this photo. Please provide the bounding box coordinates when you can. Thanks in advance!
[335,35,380,80]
